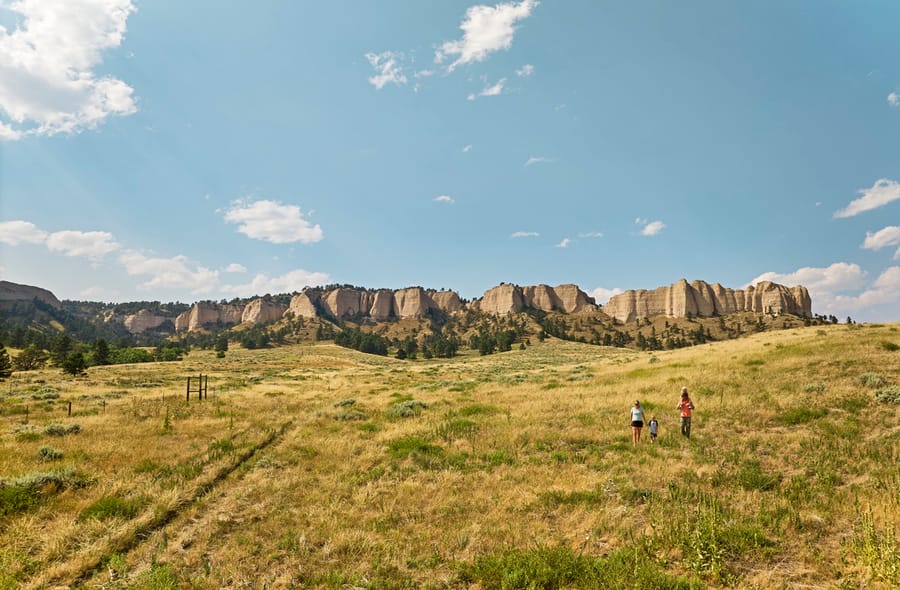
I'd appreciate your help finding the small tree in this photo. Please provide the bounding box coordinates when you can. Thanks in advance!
[92,339,110,366]
[0,343,12,379]
[62,351,87,376]
[13,345,49,371]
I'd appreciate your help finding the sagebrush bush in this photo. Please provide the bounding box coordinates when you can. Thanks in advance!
[874,386,900,405]
[388,399,427,418]
[44,423,80,436]
[333,398,356,407]
[859,373,886,388]
[38,446,63,461]
[333,409,366,421]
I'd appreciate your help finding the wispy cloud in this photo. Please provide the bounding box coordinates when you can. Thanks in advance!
[435,0,539,72]
[365,51,408,90]
[578,232,604,238]
[220,269,331,297]
[46,230,119,260]
[462,144,473,152]
[224,263,247,273]
[590,287,623,305]
[0,0,138,140]
[434,195,455,204]
[511,231,539,238]
[834,179,900,218]
[224,199,324,244]
[555,238,570,248]
[0,220,48,245]
[889,92,900,107]
[863,226,900,259]
[516,63,534,77]
[468,77,506,100]
[524,155,551,166]
[635,218,666,236]
[119,251,219,294]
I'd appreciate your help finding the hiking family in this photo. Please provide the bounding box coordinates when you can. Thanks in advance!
[630,386,694,445]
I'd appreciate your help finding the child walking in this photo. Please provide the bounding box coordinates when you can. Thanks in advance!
[648,415,659,443]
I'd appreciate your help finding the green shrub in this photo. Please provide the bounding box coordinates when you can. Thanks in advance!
[333,398,356,407]
[434,418,478,443]
[388,436,443,460]
[387,399,428,418]
[458,403,500,416]
[15,430,41,442]
[874,386,900,405]
[802,382,826,393]
[880,341,899,352]
[44,423,80,436]
[0,468,91,516]
[37,446,63,461]
[79,495,145,521]
[334,409,367,421]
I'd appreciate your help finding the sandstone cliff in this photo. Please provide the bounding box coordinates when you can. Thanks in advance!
[123,310,169,333]
[473,283,598,315]
[175,302,244,331]
[241,299,287,324]
[287,286,464,321]
[0,280,61,308]
[602,279,812,323]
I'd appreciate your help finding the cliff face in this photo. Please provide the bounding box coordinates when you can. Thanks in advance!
[473,283,598,315]
[241,299,287,324]
[602,279,812,323]
[123,310,169,333]
[286,286,465,321]
[175,302,244,331]
[0,280,61,308]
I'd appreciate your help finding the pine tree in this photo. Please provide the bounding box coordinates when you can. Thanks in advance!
[0,343,12,379]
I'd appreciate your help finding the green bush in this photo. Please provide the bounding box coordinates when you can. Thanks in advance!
[37,446,63,461]
[776,407,827,425]
[44,423,80,436]
[802,382,826,393]
[0,468,91,516]
[333,398,356,407]
[859,373,886,388]
[334,409,367,421]
[387,399,428,418]
[880,341,899,352]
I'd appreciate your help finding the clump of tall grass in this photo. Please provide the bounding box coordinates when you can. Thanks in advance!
[44,423,80,436]
[334,409,367,421]
[858,373,886,388]
[333,398,356,407]
[879,341,899,352]
[79,495,147,521]
[847,509,900,585]
[802,382,826,394]
[0,468,91,516]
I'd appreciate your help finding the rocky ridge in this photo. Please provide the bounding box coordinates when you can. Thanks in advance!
[471,283,597,315]
[602,279,812,323]
[0,280,61,309]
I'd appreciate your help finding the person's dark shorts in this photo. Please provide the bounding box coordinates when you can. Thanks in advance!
[632,421,643,428]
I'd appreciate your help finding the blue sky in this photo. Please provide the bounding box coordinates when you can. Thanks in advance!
[1,0,900,321]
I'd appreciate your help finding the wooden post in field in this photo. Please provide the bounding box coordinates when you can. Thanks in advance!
[67,401,72,417]
[186,376,191,403]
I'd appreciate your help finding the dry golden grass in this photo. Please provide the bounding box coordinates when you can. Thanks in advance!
[1,324,899,589]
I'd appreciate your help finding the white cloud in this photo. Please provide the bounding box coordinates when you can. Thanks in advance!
[640,220,666,236]
[0,220,48,245]
[434,195,455,204]
[833,266,900,310]
[525,155,550,166]
[224,263,247,273]
[224,199,323,244]
[365,51,408,90]
[435,0,538,72]
[0,0,137,140]
[462,144,473,152]
[119,251,218,294]
[468,77,506,100]
[220,269,331,297]
[834,179,900,218]
[750,262,867,293]
[516,63,534,77]
[511,231,539,238]
[45,230,119,259]
[555,238,570,248]
[80,286,111,299]
[889,92,900,107]
[578,232,604,238]
[590,287,623,305]
[862,226,900,251]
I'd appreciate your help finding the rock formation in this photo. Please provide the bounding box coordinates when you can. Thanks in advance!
[430,290,464,313]
[175,302,244,331]
[286,286,465,322]
[0,280,61,308]
[287,292,319,319]
[473,283,598,315]
[602,279,812,323]
[123,310,169,333]
[241,299,286,324]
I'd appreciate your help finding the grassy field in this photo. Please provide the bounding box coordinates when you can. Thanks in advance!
[1,323,899,589]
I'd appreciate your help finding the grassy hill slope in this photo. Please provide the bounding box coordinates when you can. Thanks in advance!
[0,323,898,588]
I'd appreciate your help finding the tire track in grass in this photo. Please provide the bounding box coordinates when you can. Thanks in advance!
[28,420,293,589]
